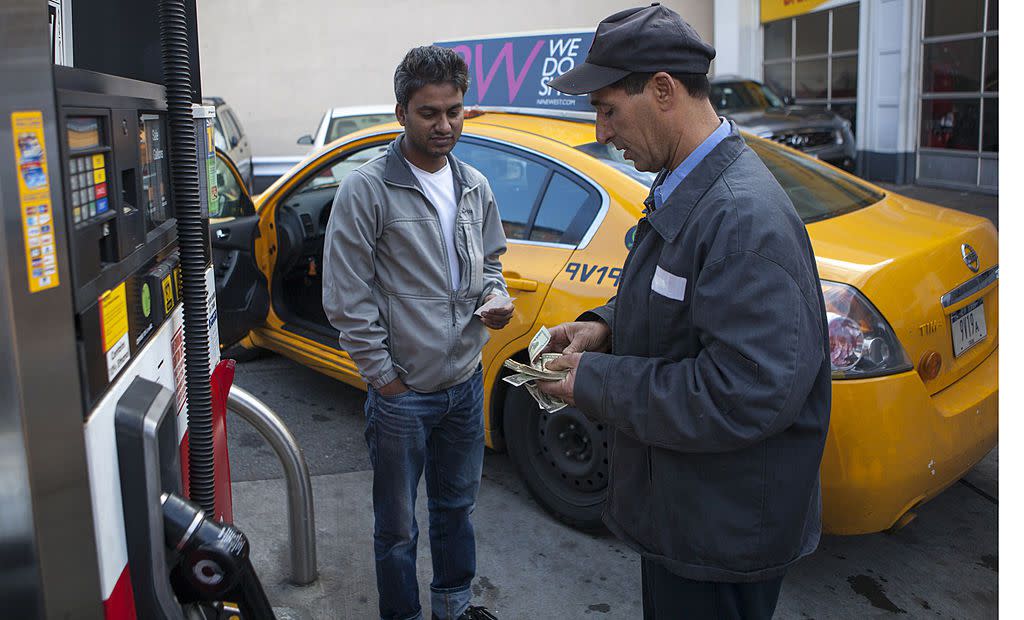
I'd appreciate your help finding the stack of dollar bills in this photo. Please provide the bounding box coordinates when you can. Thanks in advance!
[502,326,568,413]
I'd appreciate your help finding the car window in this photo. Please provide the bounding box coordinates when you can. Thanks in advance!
[531,173,600,245]
[453,141,548,240]
[212,116,228,151]
[576,138,881,223]
[219,108,241,145]
[709,81,784,111]
[747,140,882,222]
[575,142,658,186]
[211,155,250,218]
[292,143,390,196]
[224,108,245,140]
[327,114,396,143]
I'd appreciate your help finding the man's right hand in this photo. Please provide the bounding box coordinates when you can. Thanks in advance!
[544,321,612,356]
[378,377,410,397]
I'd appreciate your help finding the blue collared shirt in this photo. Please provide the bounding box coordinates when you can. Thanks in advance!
[652,117,731,211]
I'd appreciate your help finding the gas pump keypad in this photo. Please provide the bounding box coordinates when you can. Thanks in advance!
[70,153,110,224]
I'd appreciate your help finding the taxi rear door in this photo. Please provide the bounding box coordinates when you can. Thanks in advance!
[209,148,269,347]
[453,137,604,355]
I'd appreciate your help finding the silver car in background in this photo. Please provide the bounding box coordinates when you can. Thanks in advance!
[710,77,856,171]
[253,105,395,193]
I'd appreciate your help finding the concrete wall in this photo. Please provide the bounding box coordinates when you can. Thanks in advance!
[197,1,713,157]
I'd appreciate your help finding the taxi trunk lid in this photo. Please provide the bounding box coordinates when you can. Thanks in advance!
[809,192,998,394]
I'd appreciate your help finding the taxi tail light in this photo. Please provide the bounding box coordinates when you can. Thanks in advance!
[821,281,912,379]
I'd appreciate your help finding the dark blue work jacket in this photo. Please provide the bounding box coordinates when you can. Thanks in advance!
[575,122,832,582]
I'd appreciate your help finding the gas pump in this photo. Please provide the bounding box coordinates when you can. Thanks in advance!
[1,1,273,617]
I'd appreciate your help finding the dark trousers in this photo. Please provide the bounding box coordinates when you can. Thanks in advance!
[642,557,785,620]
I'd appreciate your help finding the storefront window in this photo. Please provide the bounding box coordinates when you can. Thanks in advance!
[794,59,828,98]
[985,37,998,92]
[924,0,983,38]
[762,3,859,132]
[982,99,997,153]
[920,100,980,151]
[764,20,791,60]
[919,0,997,156]
[832,4,859,52]
[922,39,982,93]
[795,11,828,56]
[764,63,792,97]
[831,56,858,98]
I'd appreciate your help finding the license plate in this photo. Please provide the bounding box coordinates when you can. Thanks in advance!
[951,298,987,357]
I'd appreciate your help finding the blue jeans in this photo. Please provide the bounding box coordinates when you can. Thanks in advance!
[364,368,485,620]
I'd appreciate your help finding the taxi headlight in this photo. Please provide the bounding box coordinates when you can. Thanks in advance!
[822,281,912,379]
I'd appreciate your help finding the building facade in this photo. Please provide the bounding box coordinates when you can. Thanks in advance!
[714,0,997,193]
[197,1,713,157]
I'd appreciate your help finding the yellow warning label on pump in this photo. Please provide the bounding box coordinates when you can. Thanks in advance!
[93,167,106,183]
[91,153,104,169]
[99,282,131,381]
[162,275,175,313]
[99,282,129,351]
[10,111,59,293]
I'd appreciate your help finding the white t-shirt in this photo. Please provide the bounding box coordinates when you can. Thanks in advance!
[406,158,461,290]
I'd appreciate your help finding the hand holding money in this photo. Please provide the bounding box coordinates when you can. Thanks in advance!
[533,352,580,408]
[476,294,515,330]
[501,327,571,412]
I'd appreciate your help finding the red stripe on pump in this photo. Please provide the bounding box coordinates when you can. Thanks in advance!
[103,565,138,619]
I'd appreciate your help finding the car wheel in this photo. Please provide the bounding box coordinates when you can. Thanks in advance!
[503,382,608,531]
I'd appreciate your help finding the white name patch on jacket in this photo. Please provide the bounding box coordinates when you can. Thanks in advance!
[652,265,687,301]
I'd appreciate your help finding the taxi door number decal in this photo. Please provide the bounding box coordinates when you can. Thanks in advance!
[565,262,622,287]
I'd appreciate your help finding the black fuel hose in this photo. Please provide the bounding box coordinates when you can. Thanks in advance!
[159,0,215,514]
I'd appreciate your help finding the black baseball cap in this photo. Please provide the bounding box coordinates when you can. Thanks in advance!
[549,3,716,95]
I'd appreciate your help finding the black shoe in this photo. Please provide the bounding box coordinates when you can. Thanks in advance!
[460,607,498,620]
[432,606,498,620]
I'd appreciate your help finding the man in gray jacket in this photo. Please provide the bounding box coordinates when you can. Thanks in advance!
[538,6,831,619]
[322,46,511,620]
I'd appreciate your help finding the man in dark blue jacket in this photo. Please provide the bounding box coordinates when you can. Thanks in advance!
[537,5,832,619]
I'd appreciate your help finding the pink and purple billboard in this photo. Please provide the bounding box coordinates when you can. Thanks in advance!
[435,30,596,112]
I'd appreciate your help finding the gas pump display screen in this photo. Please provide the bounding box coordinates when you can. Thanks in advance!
[67,116,102,151]
[139,114,171,231]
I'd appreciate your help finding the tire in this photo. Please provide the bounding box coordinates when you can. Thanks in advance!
[503,382,608,531]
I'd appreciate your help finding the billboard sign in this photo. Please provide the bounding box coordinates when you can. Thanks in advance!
[435,30,596,113]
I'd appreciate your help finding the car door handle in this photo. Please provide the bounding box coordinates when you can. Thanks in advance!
[505,277,538,292]
[216,229,230,240]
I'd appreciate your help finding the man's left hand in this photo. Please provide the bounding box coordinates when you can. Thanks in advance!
[479,294,514,329]
[536,352,582,407]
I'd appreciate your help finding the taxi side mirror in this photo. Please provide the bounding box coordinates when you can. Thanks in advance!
[297,134,314,146]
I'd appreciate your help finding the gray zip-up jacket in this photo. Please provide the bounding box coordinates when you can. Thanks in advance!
[575,123,831,582]
[322,136,508,392]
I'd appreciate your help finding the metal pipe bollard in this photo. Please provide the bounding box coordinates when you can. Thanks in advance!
[227,385,318,585]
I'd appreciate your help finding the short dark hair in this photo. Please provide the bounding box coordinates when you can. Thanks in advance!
[610,72,710,99]
[394,46,471,109]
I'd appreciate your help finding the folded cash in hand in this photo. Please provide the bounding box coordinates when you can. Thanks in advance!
[501,327,569,413]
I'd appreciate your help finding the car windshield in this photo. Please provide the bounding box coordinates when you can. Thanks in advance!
[710,81,786,111]
[327,113,396,143]
[576,138,882,223]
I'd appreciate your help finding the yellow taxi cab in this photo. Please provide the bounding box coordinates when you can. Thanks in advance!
[211,111,997,535]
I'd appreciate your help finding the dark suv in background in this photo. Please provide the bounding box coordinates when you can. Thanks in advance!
[710,76,856,171]
[204,97,253,190]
